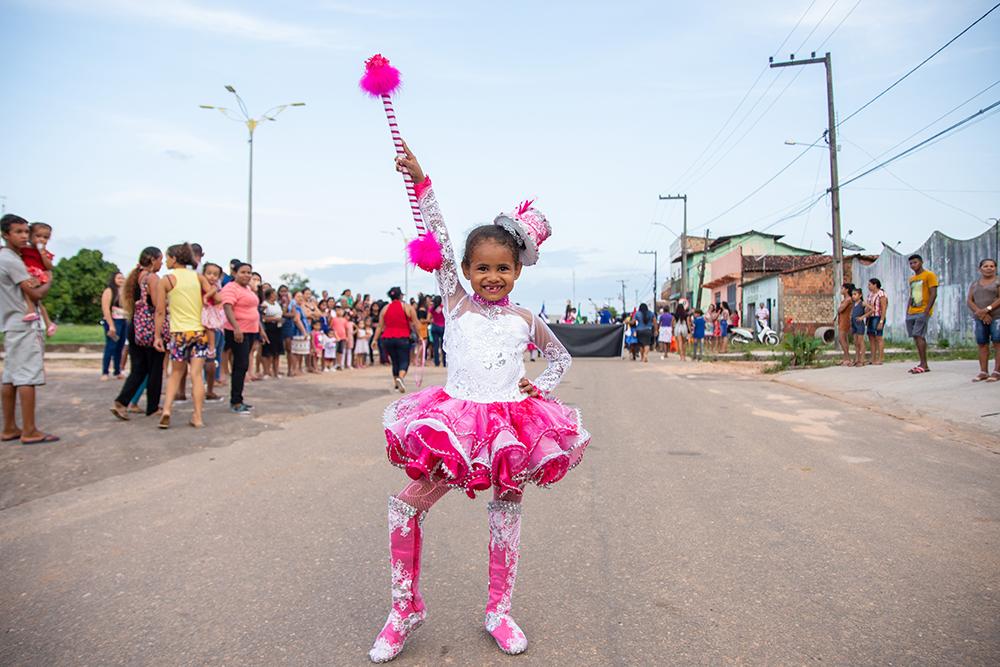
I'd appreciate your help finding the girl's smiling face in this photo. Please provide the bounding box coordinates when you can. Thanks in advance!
[462,238,521,302]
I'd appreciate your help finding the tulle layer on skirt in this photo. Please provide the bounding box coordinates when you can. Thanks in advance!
[383,386,590,497]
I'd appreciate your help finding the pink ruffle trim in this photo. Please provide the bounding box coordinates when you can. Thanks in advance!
[383,386,590,498]
[413,175,432,199]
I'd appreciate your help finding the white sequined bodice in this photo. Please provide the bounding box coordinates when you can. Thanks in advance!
[444,310,530,403]
[414,179,573,403]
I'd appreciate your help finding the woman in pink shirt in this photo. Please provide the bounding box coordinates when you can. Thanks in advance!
[220,263,263,415]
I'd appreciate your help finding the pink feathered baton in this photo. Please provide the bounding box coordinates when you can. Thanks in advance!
[359,54,442,272]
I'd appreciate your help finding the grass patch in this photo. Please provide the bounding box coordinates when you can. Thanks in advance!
[49,324,106,345]
[0,323,105,346]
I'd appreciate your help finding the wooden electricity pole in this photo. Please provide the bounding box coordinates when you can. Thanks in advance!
[770,51,843,310]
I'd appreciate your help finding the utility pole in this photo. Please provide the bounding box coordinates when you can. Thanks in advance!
[658,194,688,301]
[639,250,658,309]
[696,228,710,310]
[617,279,628,315]
[770,51,843,312]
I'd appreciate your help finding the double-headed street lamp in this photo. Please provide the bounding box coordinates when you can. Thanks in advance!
[200,85,305,264]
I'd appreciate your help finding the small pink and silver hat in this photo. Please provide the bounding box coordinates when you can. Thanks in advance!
[493,199,551,266]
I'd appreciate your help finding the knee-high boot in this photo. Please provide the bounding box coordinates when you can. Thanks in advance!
[485,500,528,655]
[369,496,427,663]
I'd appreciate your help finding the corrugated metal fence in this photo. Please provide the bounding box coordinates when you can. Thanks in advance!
[851,223,999,344]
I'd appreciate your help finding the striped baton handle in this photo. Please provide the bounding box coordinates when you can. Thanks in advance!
[380,94,426,235]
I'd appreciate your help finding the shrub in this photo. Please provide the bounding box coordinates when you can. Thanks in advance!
[783,332,823,367]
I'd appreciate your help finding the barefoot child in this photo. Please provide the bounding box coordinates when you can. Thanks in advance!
[19,222,57,335]
[368,144,590,662]
[851,288,870,367]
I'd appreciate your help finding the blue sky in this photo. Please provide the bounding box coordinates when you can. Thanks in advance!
[2,0,997,315]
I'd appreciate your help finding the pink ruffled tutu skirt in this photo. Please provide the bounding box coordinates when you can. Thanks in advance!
[383,386,590,497]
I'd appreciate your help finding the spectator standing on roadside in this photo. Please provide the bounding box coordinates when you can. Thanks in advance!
[430,295,446,367]
[260,288,284,379]
[112,246,165,419]
[0,214,58,444]
[673,301,689,361]
[220,262,261,415]
[633,303,654,363]
[200,263,227,401]
[354,317,372,368]
[755,302,770,332]
[719,301,731,354]
[866,278,888,365]
[155,243,216,429]
[100,271,128,381]
[850,288,870,367]
[968,258,1000,382]
[906,254,938,374]
[836,283,853,366]
[691,309,706,361]
[657,306,673,360]
[374,286,419,392]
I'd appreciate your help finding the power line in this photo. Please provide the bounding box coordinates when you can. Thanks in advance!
[842,78,1000,178]
[816,0,863,50]
[686,67,807,189]
[840,137,986,223]
[838,1,1000,126]
[838,98,1000,190]
[790,0,843,53]
[665,0,824,191]
[690,137,821,233]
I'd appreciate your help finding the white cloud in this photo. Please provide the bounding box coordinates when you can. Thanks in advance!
[32,0,346,48]
[93,185,306,218]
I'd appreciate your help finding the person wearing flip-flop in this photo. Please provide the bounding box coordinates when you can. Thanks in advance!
[906,254,938,375]
[968,258,1000,383]
[0,214,59,445]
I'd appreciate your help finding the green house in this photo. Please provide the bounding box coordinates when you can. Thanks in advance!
[669,231,819,306]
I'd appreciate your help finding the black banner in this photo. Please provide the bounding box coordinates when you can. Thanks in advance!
[547,323,624,357]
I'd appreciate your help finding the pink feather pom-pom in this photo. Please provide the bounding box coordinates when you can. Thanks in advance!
[407,233,443,272]
[359,53,401,97]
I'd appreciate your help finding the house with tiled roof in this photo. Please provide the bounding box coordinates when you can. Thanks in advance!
[666,230,819,308]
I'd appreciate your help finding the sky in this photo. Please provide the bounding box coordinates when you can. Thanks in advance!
[1,0,998,316]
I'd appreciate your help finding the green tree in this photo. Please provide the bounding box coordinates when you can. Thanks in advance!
[279,272,311,293]
[47,249,119,324]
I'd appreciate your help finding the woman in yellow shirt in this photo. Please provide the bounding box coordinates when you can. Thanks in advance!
[154,243,218,428]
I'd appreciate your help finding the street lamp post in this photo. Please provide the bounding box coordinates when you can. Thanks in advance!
[658,194,688,301]
[200,86,305,264]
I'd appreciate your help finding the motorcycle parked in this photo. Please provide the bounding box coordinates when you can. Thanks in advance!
[730,320,780,346]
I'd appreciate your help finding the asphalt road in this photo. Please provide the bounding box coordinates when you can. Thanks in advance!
[1,359,997,666]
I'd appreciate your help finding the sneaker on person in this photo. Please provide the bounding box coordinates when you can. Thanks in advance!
[230,404,252,415]
[395,377,406,393]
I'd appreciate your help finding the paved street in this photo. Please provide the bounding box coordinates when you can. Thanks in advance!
[1,358,998,666]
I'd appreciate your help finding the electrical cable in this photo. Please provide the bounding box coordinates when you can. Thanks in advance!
[837,98,1000,190]
[838,1,1000,126]
[840,137,985,222]
[665,0,823,192]
[842,78,1000,177]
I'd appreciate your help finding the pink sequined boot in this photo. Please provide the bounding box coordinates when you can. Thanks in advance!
[485,500,528,655]
[369,496,427,663]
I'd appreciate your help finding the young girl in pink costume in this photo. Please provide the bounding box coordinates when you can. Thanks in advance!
[369,144,590,663]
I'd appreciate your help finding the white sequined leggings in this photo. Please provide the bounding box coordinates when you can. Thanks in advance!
[396,478,522,512]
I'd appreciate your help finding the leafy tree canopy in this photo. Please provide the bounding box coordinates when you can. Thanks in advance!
[47,249,119,324]
[279,272,311,293]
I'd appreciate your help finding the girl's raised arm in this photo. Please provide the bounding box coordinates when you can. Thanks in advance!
[395,142,464,304]
[528,313,572,397]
